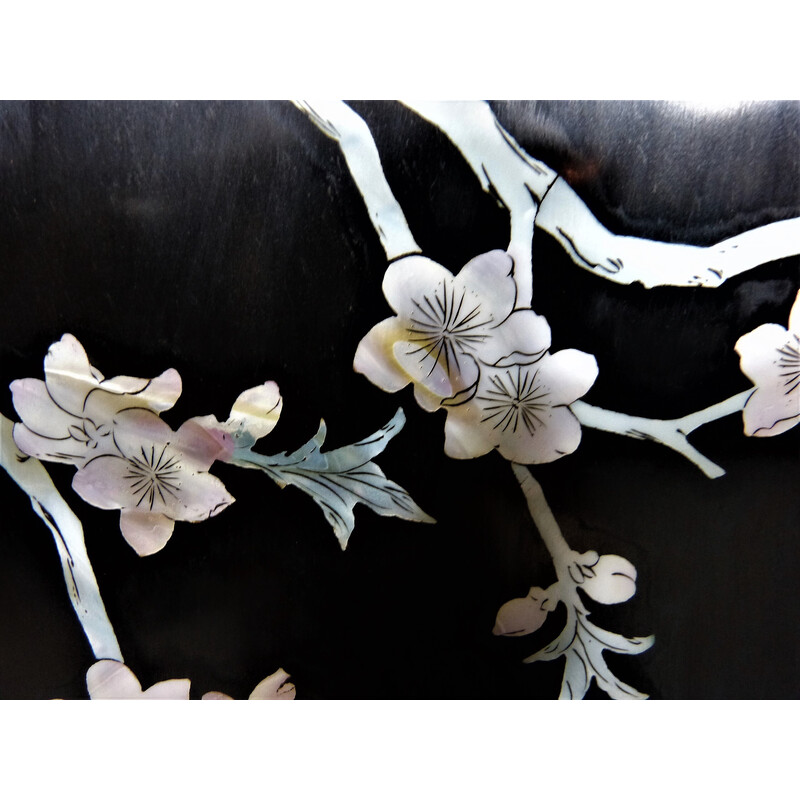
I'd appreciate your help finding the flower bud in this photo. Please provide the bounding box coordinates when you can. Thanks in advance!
[492,589,549,637]
[581,554,637,605]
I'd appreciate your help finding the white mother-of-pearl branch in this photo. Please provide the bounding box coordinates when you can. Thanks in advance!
[0,414,122,661]
[402,100,800,291]
[571,391,754,479]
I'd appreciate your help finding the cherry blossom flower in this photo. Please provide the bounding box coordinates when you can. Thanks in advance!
[354,251,551,411]
[354,250,597,463]
[86,661,295,700]
[87,660,190,700]
[11,333,181,465]
[735,289,800,437]
[11,334,233,556]
[442,351,598,463]
[71,409,234,556]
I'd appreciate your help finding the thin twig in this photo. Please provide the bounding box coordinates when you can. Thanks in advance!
[571,390,753,479]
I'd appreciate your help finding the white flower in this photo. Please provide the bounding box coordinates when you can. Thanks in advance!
[735,289,800,437]
[86,661,296,700]
[354,250,598,464]
[442,352,598,463]
[11,334,233,556]
[354,251,551,411]
[11,333,181,465]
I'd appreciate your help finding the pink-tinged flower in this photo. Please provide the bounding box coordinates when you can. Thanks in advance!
[354,251,551,411]
[493,588,550,637]
[202,668,296,700]
[86,662,296,700]
[735,289,800,437]
[72,409,234,556]
[442,351,598,463]
[11,333,181,466]
[87,660,190,700]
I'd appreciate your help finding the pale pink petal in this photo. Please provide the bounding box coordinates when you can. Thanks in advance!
[353,318,413,393]
[788,289,800,333]
[736,323,800,436]
[493,591,549,636]
[394,341,480,399]
[533,349,598,406]
[414,382,444,412]
[478,310,552,368]
[91,367,182,414]
[249,668,296,700]
[496,406,583,464]
[163,470,234,522]
[382,255,454,317]
[202,691,234,700]
[226,381,283,441]
[736,323,796,388]
[10,378,80,437]
[43,334,99,415]
[87,660,143,699]
[455,250,516,318]
[110,408,173,455]
[443,404,494,460]
[743,391,800,437]
[179,416,236,464]
[71,454,136,510]
[119,511,175,556]
[141,678,191,699]
[174,418,234,470]
[13,423,91,465]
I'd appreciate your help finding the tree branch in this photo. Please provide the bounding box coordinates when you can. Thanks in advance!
[293,100,421,262]
[1,414,122,661]
[403,101,800,290]
[571,390,753,479]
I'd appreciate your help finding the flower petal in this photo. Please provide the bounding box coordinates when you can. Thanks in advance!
[227,381,283,441]
[87,660,143,699]
[455,250,516,318]
[110,408,173,455]
[13,423,91,465]
[353,317,413,393]
[382,255,454,317]
[443,404,494,460]
[140,678,191,699]
[788,289,800,333]
[479,310,551,368]
[119,510,175,556]
[174,418,235,470]
[71,454,137,510]
[202,691,234,700]
[10,378,80,437]
[496,406,583,464]
[248,668,296,700]
[93,367,183,414]
[179,416,236,464]
[534,349,598,406]
[163,470,234,522]
[43,334,99,415]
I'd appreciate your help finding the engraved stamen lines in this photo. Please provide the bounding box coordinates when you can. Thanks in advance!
[406,284,489,377]
[123,444,182,511]
[777,336,800,395]
[477,368,549,435]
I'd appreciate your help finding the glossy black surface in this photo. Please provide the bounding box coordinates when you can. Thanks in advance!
[0,101,797,699]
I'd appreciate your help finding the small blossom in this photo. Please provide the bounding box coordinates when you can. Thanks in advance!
[87,660,190,700]
[735,289,800,437]
[86,661,296,700]
[443,351,598,463]
[493,588,550,637]
[354,251,597,464]
[580,555,638,605]
[11,333,181,465]
[354,251,551,411]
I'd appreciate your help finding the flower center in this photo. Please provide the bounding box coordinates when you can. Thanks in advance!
[477,367,550,435]
[777,336,800,394]
[406,284,490,376]
[123,444,182,511]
